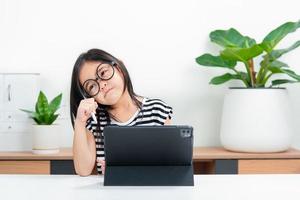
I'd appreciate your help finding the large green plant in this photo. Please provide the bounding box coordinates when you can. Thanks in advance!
[20,91,62,125]
[196,20,300,87]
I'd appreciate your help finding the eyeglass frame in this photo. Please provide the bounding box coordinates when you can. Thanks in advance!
[81,61,116,97]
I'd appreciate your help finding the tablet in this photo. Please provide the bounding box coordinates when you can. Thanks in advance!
[103,125,194,186]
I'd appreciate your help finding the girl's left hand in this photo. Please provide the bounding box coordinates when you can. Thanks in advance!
[97,158,106,174]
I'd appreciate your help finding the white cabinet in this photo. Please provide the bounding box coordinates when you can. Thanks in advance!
[3,75,38,111]
[0,73,39,151]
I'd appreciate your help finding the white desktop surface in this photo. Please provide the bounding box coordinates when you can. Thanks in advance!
[0,174,299,200]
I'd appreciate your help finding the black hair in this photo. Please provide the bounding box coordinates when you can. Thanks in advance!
[70,48,142,128]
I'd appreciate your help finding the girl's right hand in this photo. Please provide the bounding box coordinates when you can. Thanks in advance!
[97,158,106,174]
[76,98,98,123]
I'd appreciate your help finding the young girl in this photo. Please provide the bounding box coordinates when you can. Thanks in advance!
[70,49,173,176]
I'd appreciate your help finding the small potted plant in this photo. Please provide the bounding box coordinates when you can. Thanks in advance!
[196,20,300,153]
[20,91,62,154]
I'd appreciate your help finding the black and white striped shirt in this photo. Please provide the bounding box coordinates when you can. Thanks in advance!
[85,97,173,174]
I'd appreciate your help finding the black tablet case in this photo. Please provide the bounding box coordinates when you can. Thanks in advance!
[103,126,194,186]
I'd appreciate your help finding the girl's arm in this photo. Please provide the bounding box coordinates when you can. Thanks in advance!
[73,121,96,176]
[73,98,97,176]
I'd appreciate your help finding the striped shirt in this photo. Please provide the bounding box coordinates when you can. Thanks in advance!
[85,97,173,174]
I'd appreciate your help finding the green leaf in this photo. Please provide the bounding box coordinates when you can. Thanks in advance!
[260,20,300,53]
[239,72,250,81]
[269,40,300,61]
[271,79,298,86]
[32,117,41,124]
[268,67,283,74]
[36,91,48,114]
[269,60,289,69]
[210,28,256,48]
[20,91,61,125]
[243,36,257,48]
[19,109,39,121]
[209,73,242,85]
[196,54,237,69]
[49,93,62,113]
[270,67,300,81]
[220,45,264,62]
[267,61,290,74]
[31,113,43,125]
[48,114,59,125]
[44,110,52,124]
[19,109,34,115]
[281,68,300,81]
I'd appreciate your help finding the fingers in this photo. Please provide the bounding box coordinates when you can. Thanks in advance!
[97,158,105,174]
[101,164,105,174]
[83,98,98,108]
[80,99,98,113]
[100,161,105,174]
[81,98,95,105]
[76,98,98,122]
[83,105,96,117]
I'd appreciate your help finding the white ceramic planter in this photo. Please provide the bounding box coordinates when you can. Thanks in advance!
[32,124,60,154]
[220,88,294,153]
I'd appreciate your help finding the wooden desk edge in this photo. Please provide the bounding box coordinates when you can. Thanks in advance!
[193,147,300,160]
[0,148,73,160]
[1,147,300,161]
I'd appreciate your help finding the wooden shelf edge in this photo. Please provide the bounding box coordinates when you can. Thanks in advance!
[193,147,300,160]
[2,147,300,161]
[0,148,73,160]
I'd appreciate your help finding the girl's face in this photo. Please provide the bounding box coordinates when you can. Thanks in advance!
[79,61,125,105]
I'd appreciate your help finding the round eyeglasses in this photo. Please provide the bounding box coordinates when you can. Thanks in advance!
[82,62,115,97]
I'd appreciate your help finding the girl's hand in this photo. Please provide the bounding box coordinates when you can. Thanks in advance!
[76,98,98,123]
[97,158,106,174]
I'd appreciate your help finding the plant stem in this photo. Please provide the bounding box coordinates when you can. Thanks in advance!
[257,54,270,86]
[262,72,273,86]
[248,59,256,87]
[232,68,250,87]
[244,62,253,87]
[256,61,265,85]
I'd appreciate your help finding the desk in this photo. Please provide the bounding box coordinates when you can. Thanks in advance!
[0,148,74,174]
[1,147,300,174]
[0,174,299,200]
[193,147,300,174]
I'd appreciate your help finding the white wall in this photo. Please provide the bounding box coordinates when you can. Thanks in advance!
[1,0,300,148]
